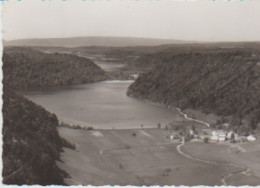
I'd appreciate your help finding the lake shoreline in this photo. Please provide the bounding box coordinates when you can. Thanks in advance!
[24,80,184,130]
[57,105,211,131]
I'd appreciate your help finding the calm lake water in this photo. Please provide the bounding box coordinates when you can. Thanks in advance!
[24,80,182,129]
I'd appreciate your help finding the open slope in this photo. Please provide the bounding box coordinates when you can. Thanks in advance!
[57,127,259,186]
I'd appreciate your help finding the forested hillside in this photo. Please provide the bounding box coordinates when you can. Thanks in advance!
[2,88,75,185]
[127,50,260,128]
[3,47,107,89]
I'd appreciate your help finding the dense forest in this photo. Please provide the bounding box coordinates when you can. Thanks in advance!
[2,88,75,185]
[3,47,107,89]
[127,50,260,129]
[2,46,106,184]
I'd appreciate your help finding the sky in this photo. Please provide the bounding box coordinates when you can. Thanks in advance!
[2,0,260,42]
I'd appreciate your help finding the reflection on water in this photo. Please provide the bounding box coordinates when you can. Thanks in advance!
[23,80,182,129]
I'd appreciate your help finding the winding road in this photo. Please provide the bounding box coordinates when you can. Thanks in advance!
[174,109,251,185]
[176,138,249,186]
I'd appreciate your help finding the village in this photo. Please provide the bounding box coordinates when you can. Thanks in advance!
[167,122,257,144]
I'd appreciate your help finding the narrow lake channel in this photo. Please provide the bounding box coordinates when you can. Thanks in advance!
[23,80,182,129]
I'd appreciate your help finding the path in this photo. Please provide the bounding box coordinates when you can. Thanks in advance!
[176,107,210,127]
[176,138,249,186]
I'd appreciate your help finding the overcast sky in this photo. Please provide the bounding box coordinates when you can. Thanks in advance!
[2,0,260,42]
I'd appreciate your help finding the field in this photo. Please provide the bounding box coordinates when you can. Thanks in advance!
[56,127,251,186]
[181,130,260,186]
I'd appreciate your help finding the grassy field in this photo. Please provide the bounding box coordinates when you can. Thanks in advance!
[181,131,260,186]
[57,127,249,186]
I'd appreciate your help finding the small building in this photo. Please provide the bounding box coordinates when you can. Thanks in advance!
[247,135,256,142]
[193,134,199,138]
[170,134,181,140]
[210,135,219,142]
[130,73,139,80]
[212,130,226,137]
[219,135,226,142]
[170,134,182,143]
[189,129,195,136]
[200,134,208,139]
[201,128,213,135]
[211,130,227,142]
[226,131,239,140]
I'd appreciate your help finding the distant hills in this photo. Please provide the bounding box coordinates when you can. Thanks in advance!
[3,36,186,47]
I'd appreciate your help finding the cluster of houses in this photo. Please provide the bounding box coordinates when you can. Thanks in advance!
[170,126,256,143]
[196,128,256,143]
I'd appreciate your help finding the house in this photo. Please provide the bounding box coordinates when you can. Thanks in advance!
[130,73,139,80]
[247,135,256,142]
[219,135,226,142]
[210,135,219,142]
[170,135,175,140]
[170,134,182,143]
[227,131,238,140]
[200,128,212,140]
[189,129,195,136]
[201,128,213,135]
[212,130,226,137]
[211,130,227,142]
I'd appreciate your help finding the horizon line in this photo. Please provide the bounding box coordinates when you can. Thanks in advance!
[3,35,260,43]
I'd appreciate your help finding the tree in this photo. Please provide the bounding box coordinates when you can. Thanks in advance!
[231,132,235,140]
[231,115,242,127]
[238,126,250,136]
[249,117,257,130]
[203,137,209,143]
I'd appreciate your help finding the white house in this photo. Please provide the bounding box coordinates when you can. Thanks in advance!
[211,130,227,142]
[130,73,139,80]
[212,130,226,137]
[210,135,219,142]
[219,135,226,142]
[247,135,256,142]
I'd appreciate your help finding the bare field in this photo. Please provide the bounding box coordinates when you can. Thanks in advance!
[56,127,251,186]
[181,132,260,186]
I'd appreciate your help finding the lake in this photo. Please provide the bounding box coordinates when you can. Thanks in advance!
[23,80,182,129]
